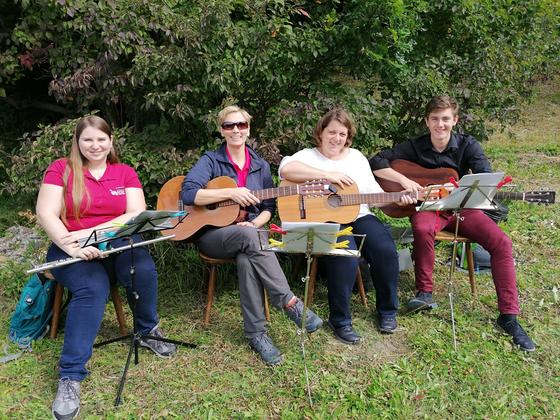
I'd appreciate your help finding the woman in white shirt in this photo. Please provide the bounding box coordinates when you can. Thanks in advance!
[279,108,413,344]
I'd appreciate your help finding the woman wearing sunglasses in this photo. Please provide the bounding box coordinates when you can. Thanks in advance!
[181,105,322,365]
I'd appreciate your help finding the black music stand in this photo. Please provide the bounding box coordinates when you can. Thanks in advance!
[261,222,364,406]
[87,210,196,406]
[418,172,504,350]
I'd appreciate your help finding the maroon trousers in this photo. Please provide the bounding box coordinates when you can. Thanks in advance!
[410,209,519,314]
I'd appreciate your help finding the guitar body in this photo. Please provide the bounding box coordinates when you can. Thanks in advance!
[376,160,459,218]
[156,176,240,241]
[278,180,360,223]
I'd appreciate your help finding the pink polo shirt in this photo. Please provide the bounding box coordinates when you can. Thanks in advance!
[42,158,142,231]
[225,147,251,187]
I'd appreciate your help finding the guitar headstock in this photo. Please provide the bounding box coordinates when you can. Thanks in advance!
[418,186,449,201]
[299,179,332,196]
[522,191,556,204]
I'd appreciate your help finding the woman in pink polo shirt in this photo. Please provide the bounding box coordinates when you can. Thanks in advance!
[36,116,174,420]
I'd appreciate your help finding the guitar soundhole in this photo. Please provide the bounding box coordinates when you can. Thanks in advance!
[327,194,342,208]
[206,204,217,210]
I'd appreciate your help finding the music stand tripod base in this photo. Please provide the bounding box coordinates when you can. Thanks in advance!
[89,211,196,406]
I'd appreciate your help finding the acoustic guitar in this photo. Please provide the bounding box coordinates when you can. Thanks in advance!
[277,180,446,223]
[375,159,556,218]
[156,176,330,241]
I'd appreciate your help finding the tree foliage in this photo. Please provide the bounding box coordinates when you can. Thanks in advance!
[1,0,559,199]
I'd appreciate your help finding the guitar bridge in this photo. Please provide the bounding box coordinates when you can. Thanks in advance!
[299,195,306,219]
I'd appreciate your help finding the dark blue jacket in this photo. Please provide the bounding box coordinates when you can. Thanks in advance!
[181,143,275,222]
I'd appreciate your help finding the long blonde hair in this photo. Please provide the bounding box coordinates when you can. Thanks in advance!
[61,116,120,225]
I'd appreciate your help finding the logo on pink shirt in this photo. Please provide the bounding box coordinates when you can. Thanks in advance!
[110,187,126,196]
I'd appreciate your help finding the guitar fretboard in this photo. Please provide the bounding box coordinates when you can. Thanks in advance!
[340,191,409,206]
[215,185,304,208]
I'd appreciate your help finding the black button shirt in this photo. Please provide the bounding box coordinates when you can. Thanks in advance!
[369,133,492,177]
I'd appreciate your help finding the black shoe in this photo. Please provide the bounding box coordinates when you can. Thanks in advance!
[405,291,438,314]
[496,315,536,352]
[327,321,361,345]
[378,316,397,334]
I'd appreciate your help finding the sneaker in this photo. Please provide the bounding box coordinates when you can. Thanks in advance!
[378,316,398,334]
[496,315,536,352]
[52,378,80,420]
[405,291,438,314]
[248,332,283,365]
[327,321,361,345]
[139,324,177,358]
[284,298,323,333]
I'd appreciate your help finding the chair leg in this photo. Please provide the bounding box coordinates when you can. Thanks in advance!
[50,283,64,339]
[465,242,476,296]
[203,264,217,327]
[110,285,127,335]
[355,270,368,308]
[263,289,270,322]
[305,257,318,307]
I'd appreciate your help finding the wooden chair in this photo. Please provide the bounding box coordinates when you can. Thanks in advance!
[199,252,270,327]
[48,272,127,339]
[292,256,368,308]
[435,230,476,296]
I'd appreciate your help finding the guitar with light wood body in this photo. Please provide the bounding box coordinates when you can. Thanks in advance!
[277,180,446,223]
[156,176,331,241]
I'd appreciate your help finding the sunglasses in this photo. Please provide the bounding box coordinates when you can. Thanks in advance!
[221,121,249,131]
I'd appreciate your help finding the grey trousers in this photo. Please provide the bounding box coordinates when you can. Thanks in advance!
[198,225,294,338]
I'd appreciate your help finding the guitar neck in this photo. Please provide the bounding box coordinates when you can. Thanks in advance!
[215,185,304,208]
[340,191,407,206]
[496,191,527,201]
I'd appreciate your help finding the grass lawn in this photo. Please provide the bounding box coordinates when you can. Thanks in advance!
[0,79,559,418]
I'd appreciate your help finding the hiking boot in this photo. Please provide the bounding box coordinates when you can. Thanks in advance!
[327,321,361,345]
[139,324,177,358]
[405,291,438,314]
[52,377,80,420]
[284,298,323,333]
[496,315,536,352]
[378,316,398,334]
[248,332,283,365]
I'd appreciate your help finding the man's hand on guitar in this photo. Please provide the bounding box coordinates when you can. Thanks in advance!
[229,187,260,207]
[399,177,423,192]
[396,189,418,206]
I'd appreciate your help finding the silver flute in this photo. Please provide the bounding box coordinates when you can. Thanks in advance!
[26,235,174,275]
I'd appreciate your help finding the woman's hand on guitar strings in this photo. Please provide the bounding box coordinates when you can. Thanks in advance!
[229,187,260,207]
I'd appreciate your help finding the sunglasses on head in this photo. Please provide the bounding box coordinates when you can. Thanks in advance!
[221,121,249,131]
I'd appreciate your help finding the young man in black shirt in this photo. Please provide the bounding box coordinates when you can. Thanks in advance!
[370,95,535,352]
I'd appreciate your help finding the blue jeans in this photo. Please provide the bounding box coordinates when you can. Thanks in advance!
[322,214,399,327]
[47,235,159,381]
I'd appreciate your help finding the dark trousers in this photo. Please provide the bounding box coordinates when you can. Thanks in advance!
[411,209,519,314]
[47,236,159,381]
[322,214,400,327]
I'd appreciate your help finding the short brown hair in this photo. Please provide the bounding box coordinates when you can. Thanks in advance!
[425,95,459,117]
[312,108,356,147]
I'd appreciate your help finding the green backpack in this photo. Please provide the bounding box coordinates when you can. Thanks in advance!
[1,273,56,362]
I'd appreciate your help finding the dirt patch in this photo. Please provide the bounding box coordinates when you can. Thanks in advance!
[0,225,46,264]
[322,329,411,366]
